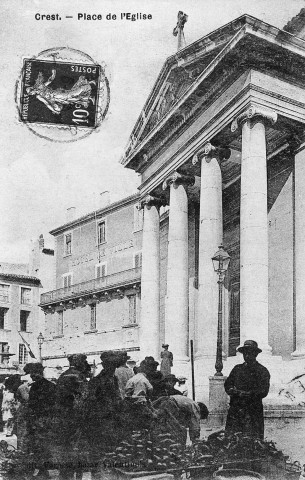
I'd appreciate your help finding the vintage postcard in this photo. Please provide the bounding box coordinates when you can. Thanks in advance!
[1,0,305,479]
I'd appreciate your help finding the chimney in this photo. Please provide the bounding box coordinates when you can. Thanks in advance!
[66,207,76,222]
[100,191,110,209]
[38,234,44,250]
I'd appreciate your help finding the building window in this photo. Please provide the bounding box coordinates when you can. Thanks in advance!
[128,295,137,324]
[21,287,32,305]
[20,310,30,332]
[57,311,64,336]
[0,284,9,303]
[63,273,73,289]
[0,308,8,329]
[0,342,8,363]
[98,221,106,244]
[95,263,106,279]
[64,233,72,256]
[134,252,142,269]
[134,205,144,232]
[19,344,28,365]
[90,304,97,330]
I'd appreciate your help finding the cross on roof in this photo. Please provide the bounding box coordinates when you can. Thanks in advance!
[173,11,188,51]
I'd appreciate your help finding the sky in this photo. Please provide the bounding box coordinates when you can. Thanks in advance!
[0,0,304,262]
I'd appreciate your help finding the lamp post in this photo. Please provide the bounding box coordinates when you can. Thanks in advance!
[212,245,231,376]
[37,332,44,363]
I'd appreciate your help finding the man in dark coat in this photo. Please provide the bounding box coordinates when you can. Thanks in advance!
[143,356,165,400]
[55,353,90,480]
[224,340,270,439]
[88,351,123,479]
[24,363,56,479]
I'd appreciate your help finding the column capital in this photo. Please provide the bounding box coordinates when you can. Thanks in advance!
[138,194,166,210]
[287,133,305,155]
[162,171,195,191]
[231,104,277,133]
[192,142,231,166]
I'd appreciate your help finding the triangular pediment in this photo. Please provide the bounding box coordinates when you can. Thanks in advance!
[124,16,246,156]
[138,49,224,142]
[122,14,305,169]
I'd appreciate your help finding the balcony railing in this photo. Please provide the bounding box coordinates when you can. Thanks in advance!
[40,267,141,305]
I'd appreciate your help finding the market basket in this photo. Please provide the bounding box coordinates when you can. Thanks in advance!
[213,469,265,480]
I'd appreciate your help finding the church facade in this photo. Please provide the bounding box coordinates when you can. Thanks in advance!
[121,13,305,401]
[40,12,305,403]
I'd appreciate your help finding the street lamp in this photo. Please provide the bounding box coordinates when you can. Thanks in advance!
[37,332,44,363]
[212,245,231,376]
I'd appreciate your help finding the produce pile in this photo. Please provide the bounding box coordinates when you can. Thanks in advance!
[204,431,287,465]
[103,430,186,471]
[106,430,289,473]
[0,440,30,477]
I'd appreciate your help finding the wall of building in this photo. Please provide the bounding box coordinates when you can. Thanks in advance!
[0,271,41,372]
[159,214,169,351]
[188,203,198,356]
[268,154,294,359]
[55,202,140,288]
[43,290,140,366]
[42,197,143,367]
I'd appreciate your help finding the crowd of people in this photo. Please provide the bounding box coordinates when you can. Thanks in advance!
[0,351,208,480]
[0,339,272,480]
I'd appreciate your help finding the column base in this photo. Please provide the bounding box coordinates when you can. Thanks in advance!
[291,350,305,359]
[208,375,228,428]
[261,345,273,356]
[194,357,218,404]
[171,356,190,379]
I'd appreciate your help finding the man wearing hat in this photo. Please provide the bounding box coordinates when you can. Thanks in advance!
[142,356,165,400]
[88,350,123,478]
[23,363,56,479]
[55,353,90,480]
[160,344,173,376]
[161,374,183,396]
[224,340,270,439]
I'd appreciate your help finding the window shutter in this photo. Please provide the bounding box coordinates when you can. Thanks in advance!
[128,295,137,323]
[63,274,72,288]
[90,304,97,330]
[96,264,106,278]
[134,253,142,268]
[96,265,101,278]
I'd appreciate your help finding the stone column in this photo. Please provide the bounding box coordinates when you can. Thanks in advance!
[192,143,230,403]
[139,195,162,360]
[292,142,305,358]
[192,143,229,363]
[162,171,195,373]
[231,104,277,353]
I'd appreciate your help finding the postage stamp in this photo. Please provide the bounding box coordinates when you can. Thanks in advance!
[16,47,110,142]
[20,59,100,128]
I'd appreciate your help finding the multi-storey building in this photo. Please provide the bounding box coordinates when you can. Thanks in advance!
[0,262,41,377]
[40,194,144,368]
[0,235,54,378]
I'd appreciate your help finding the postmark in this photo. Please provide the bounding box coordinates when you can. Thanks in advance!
[16,47,110,142]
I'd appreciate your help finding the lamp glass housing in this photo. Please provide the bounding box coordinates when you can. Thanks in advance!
[212,245,231,274]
